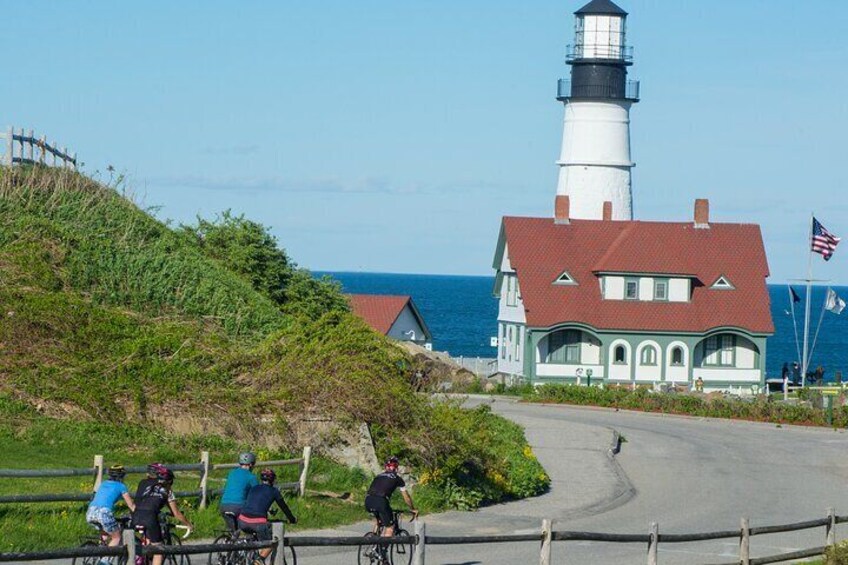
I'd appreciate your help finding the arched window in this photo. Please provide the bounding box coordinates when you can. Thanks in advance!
[671,346,684,366]
[614,345,626,364]
[546,330,581,364]
[640,345,657,366]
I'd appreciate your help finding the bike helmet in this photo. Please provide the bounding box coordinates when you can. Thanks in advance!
[260,468,276,484]
[147,462,165,478]
[238,452,257,466]
[107,464,126,481]
[384,456,400,471]
[156,467,175,484]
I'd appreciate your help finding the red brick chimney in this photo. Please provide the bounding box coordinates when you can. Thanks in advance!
[602,201,613,221]
[694,199,710,228]
[554,195,570,225]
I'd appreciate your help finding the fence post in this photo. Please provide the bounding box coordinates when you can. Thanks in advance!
[123,528,136,563]
[39,135,46,164]
[413,519,426,565]
[17,128,24,164]
[199,451,210,509]
[72,152,77,170]
[272,521,285,565]
[5,126,11,165]
[647,522,658,565]
[62,147,68,168]
[26,129,33,162]
[827,507,836,547]
[298,446,312,496]
[93,455,104,491]
[540,519,552,565]
[740,517,750,565]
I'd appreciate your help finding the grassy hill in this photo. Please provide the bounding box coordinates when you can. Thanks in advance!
[0,166,548,549]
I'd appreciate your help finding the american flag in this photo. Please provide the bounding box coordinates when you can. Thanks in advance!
[812,217,841,261]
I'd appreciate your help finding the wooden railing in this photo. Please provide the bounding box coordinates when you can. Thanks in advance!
[1,126,78,169]
[0,446,312,508]
[0,509,843,563]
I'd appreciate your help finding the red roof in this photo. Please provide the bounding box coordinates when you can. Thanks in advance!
[347,294,414,335]
[498,217,774,334]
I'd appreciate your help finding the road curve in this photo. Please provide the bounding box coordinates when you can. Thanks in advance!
[48,396,848,564]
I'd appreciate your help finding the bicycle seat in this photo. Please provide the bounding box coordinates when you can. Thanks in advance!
[224,511,238,518]
[90,521,104,531]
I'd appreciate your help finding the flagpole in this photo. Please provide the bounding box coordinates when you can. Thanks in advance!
[788,285,802,367]
[801,213,814,387]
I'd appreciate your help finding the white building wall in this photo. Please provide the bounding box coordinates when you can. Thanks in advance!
[668,278,690,302]
[634,340,662,382]
[608,339,631,381]
[556,100,634,220]
[665,341,689,383]
[387,307,427,343]
[581,335,601,365]
[694,368,760,383]
[604,276,625,299]
[736,336,756,369]
[638,277,654,301]
[536,364,605,379]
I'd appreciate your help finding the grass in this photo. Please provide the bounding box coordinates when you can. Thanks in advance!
[495,383,848,428]
[0,166,551,550]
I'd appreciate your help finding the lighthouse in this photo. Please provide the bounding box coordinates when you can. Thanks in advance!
[555,0,639,221]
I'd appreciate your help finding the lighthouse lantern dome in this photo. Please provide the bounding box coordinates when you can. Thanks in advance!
[570,0,630,62]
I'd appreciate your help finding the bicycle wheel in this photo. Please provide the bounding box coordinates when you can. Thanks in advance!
[282,543,296,565]
[71,540,100,565]
[165,533,191,565]
[208,534,234,565]
[390,529,413,565]
[357,532,380,565]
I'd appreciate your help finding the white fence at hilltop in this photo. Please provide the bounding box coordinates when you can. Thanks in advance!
[1,126,78,169]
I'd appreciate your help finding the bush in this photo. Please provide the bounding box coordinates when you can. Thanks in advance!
[532,384,847,427]
[826,541,848,564]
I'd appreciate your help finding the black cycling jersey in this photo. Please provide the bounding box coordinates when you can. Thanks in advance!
[135,478,156,501]
[367,471,406,498]
[134,482,173,514]
[240,483,296,523]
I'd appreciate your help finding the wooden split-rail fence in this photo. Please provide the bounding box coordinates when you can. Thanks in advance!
[0,506,844,563]
[1,126,78,169]
[0,446,312,509]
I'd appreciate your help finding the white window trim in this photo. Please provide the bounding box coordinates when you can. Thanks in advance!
[553,270,577,286]
[711,275,735,290]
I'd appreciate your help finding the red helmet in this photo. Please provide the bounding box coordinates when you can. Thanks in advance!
[260,468,276,484]
[384,456,399,471]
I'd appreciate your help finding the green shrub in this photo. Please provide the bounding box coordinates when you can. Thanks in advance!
[825,541,848,564]
[532,384,846,427]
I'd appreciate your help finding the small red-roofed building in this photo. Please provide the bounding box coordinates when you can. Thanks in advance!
[347,294,432,348]
[492,197,774,392]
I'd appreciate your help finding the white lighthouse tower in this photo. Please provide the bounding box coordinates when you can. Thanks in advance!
[555,0,639,220]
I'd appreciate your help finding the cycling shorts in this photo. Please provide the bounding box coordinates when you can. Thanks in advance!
[364,494,393,528]
[86,506,120,534]
[133,511,164,544]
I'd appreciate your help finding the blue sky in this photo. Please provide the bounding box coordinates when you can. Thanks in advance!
[4,1,848,281]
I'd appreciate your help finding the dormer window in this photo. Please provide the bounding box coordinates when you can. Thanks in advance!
[711,276,735,290]
[625,278,639,300]
[654,279,668,301]
[554,270,577,285]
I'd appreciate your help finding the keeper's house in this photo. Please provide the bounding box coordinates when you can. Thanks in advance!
[492,198,774,391]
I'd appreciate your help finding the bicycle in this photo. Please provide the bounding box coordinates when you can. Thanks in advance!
[208,512,246,565]
[133,514,192,565]
[237,519,296,565]
[73,516,131,565]
[358,511,414,565]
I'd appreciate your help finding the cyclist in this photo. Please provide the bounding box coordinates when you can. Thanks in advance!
[219,452,259,531]
[237,468,297,565]
[86,464,136,564]
[133,466,193,565]
[134,462,166,500]
[364,457,418,545]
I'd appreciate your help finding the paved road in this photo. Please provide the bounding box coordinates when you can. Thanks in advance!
[50,397,848,564]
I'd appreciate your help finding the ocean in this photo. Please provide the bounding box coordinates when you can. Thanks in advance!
[321,272,848,380]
